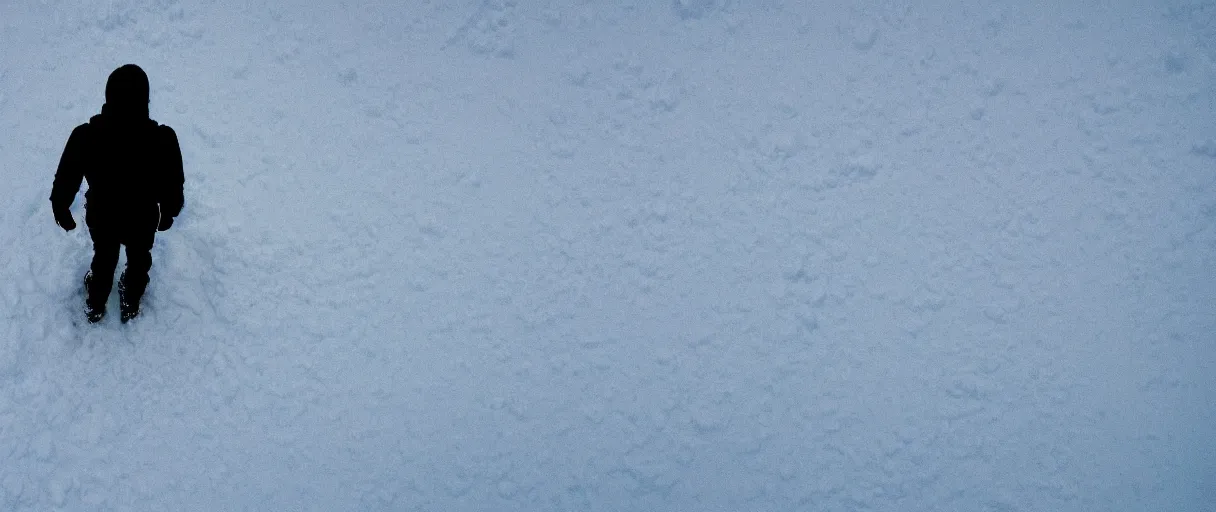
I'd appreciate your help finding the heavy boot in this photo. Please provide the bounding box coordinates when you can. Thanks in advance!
[117,271,148,323]
[83,271,106,323]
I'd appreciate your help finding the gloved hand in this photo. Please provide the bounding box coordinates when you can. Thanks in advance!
[157,215,174,231]
[54,208,76,231]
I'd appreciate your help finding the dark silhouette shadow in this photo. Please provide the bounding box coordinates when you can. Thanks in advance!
[49,64,184,323]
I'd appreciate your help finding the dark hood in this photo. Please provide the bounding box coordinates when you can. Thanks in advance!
[94,103,153,125]
[101,64,151,122]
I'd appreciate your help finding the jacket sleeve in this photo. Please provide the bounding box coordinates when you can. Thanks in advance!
[49,125,89,212]
[159,125,185,218]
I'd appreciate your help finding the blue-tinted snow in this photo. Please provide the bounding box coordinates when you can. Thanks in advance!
[1,1,1213,510]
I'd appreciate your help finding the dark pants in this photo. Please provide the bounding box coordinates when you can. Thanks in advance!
[85,201,159,310]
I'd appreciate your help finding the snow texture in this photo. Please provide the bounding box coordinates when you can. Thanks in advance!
[1,0,1214,510]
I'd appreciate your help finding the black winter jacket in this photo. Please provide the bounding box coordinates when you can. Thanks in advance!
[50,106,184,222]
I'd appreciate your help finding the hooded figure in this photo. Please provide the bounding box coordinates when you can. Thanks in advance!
[50,64,184,323]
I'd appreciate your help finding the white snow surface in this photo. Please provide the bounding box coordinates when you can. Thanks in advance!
[2,0,1214,510]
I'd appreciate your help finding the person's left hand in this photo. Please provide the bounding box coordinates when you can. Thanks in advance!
[54,208,76,231]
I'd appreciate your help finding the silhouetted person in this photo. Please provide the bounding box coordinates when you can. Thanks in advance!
[50,64,184,323]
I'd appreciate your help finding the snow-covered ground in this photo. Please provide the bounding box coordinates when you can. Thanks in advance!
[2,0,1214,510]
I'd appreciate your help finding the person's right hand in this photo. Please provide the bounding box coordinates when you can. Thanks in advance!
[54,208,76,231]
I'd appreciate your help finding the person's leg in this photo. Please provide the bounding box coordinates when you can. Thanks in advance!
[120,240,152,310]
[118,208,158,320]
[85,215,120,317]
